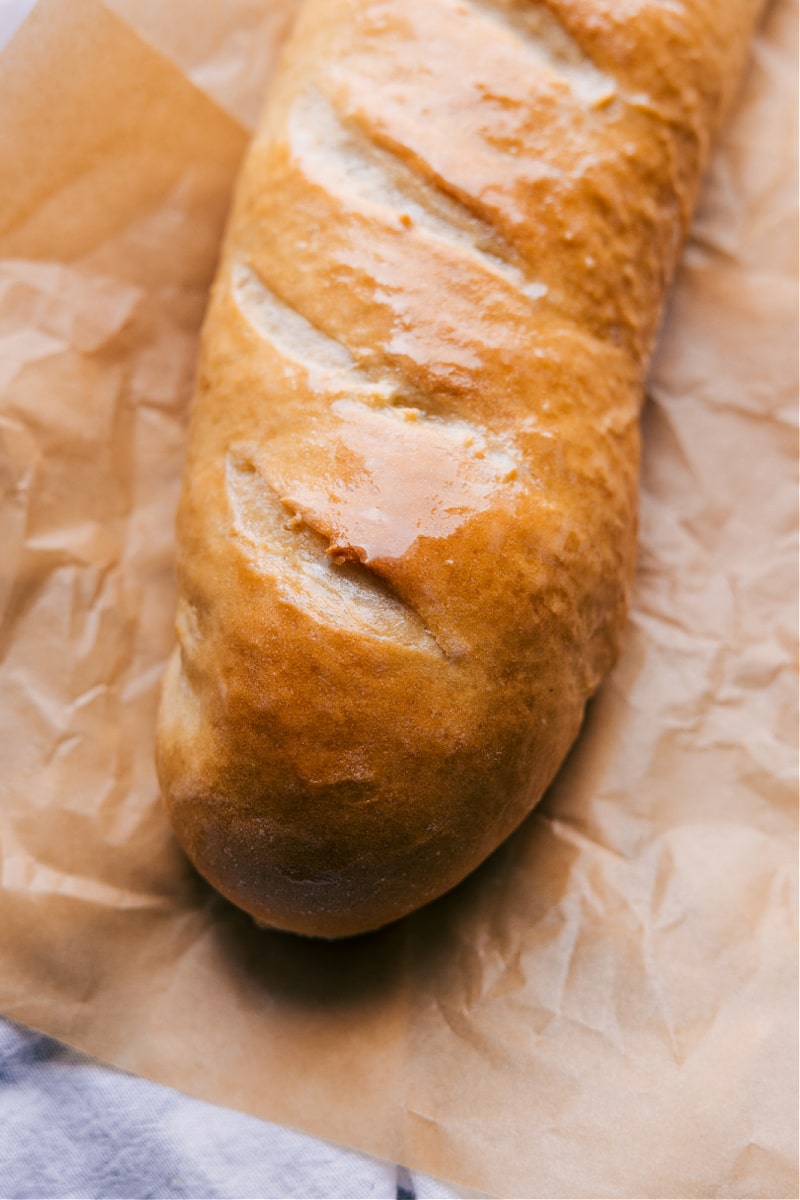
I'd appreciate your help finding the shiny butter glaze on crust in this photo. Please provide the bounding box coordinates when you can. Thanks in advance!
[156,0,764,937]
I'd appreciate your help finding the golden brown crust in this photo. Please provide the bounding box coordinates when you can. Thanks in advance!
[156,0,764,937]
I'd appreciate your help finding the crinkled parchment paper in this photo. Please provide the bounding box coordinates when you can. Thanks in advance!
[0,1,796,1196]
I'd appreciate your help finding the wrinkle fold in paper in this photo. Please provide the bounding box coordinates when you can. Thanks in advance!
[0,1,796,1197]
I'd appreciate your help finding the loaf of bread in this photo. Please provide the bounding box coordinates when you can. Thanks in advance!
[156,0,764,937]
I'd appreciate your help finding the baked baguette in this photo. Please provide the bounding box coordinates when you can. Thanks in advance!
[157,0,764,937]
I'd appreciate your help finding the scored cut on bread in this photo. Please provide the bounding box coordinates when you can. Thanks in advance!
[156,0,765,937]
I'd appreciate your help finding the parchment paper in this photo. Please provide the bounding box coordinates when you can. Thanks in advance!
[0,1,796,1196]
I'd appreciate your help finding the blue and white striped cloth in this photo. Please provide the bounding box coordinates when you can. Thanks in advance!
[0,1019,462,1200]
